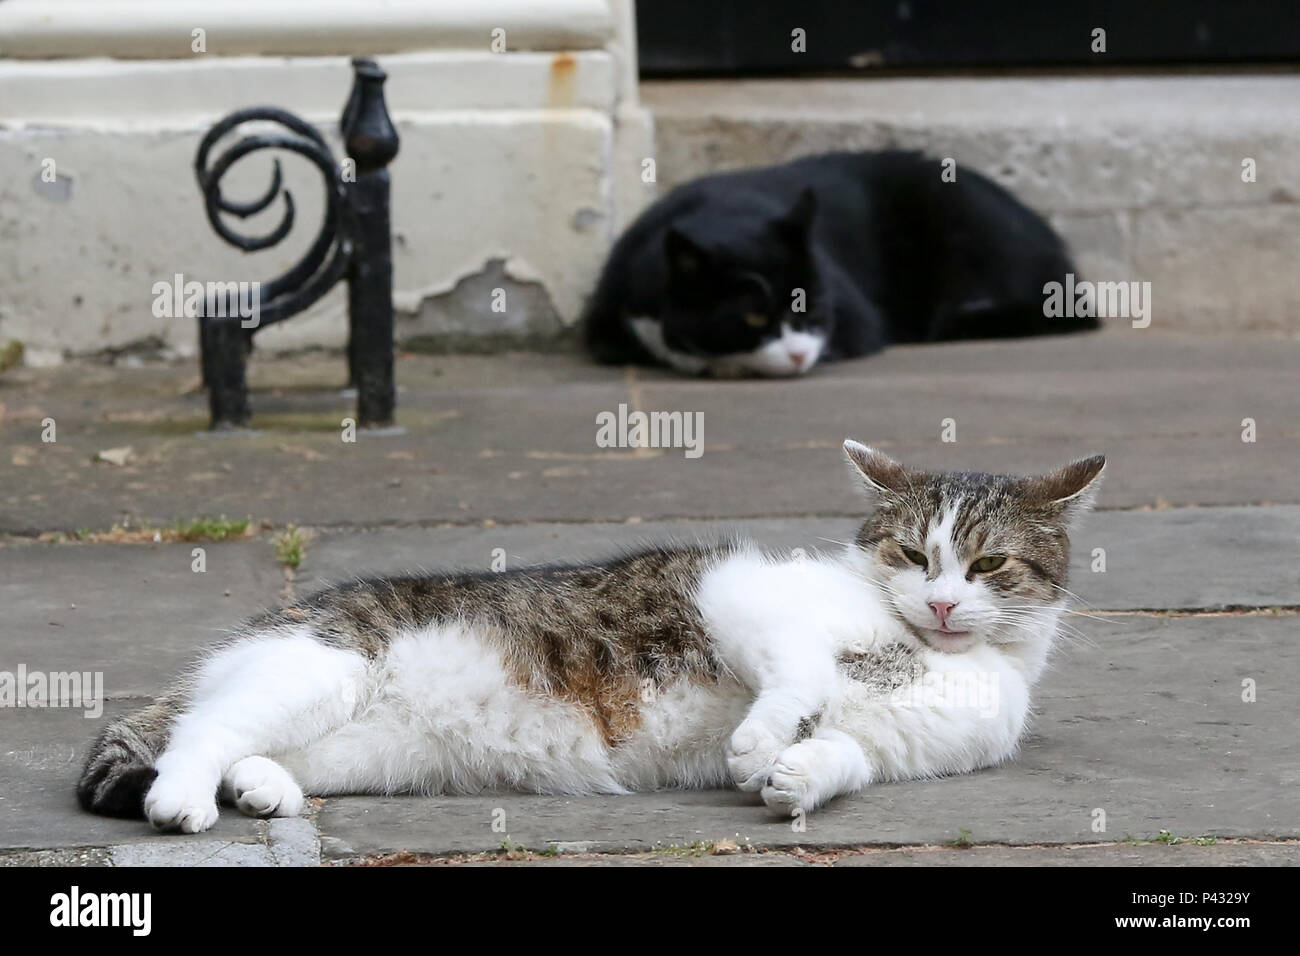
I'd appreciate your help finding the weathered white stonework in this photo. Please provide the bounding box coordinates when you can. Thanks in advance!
[0,1,655,363]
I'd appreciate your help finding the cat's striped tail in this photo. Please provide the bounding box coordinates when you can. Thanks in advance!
[76,698,177,818]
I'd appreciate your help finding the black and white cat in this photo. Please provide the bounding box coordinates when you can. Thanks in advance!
[583,150,1096,377]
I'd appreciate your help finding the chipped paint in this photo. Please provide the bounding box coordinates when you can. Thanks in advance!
[395,257,569,353]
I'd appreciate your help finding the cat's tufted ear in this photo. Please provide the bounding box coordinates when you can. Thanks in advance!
[774,188,817,242]
[665,229,708,279]
[843,440,914,496]
[1024,455,1106,524]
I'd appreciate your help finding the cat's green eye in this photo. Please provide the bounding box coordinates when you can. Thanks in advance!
[901,547,928,568]
[744,313,769,328]
[970,555,1007,573]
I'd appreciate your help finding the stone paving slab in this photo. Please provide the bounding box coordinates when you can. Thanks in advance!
[2,334,1297,532]
[9,430,1289,531]
[0,539,285,698]
[0,818,319,866]
[368,842,1300,866]
[298,507,1300,612]
[1078,506,1300,610]
[313,614,1299,858]
[0,847,114,866]
[5,840,1296,867]
[0,704,264,851]
[830,842,1300,866]
[108,839,271,867]
[454,852,810,866]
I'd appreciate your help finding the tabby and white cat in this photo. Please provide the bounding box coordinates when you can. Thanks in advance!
[79,443,1103,831]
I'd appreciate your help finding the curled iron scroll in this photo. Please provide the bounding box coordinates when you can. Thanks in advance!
[193,108,352,327]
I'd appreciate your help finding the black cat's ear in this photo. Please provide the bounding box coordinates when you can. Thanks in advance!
[774,188,817,241]
[665,229,707,278]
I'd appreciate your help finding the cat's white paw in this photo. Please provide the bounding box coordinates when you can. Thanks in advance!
[727,720,787,792]
[760,745,822,816]
[145,774,220,833]
[222,756,304,819]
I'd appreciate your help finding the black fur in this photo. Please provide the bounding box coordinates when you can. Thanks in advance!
[77,697,175,819]
[583,150,1097,371]
[77,762,158,818]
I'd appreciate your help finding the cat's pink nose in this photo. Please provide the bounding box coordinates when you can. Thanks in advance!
[789,351,807,368]
[928,601,956,625]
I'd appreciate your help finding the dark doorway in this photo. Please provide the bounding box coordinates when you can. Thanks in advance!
[638,1,1300,76]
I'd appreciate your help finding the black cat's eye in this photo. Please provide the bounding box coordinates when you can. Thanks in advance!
[970,555,1007,573]
[901,547,928,568]
[744,313,769,328]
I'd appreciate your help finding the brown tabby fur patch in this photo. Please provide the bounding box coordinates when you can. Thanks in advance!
[251,544,726,746]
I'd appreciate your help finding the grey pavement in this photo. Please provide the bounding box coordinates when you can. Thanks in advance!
[2,332,1299,534]
[295,506,1300,611]
[0,333,1297,865]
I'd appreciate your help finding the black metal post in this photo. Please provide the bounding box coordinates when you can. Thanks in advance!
[193,57,400,430]
[343,62,398,427]
[202,320,251,427]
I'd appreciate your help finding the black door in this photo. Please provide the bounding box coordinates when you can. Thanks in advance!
[638,0,1300,75]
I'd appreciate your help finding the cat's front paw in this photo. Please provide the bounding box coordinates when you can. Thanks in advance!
[760,748,822,817]
[145,774,220,833]
[222,756,304,819]
[727,721,787,791]
[761,731,871,816]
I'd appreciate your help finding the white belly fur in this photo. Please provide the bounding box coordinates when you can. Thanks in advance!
[274,622,747,796]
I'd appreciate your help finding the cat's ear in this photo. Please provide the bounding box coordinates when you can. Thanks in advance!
[1024,455,1106,524]
[774,188,817,242]
[665,229,707,278]
[844,440,914,496]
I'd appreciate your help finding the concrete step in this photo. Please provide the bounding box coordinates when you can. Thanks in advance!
[643,74,1300,336]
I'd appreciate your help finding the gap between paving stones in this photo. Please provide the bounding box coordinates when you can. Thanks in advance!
[4,498,1293,546]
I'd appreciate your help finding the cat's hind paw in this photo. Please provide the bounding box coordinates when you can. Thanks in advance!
[145,774,220,833]
[221,756,305,819]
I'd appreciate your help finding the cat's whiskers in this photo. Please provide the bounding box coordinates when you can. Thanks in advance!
[982,605,1094,648]
[1011,604,1120,627]
[844,566,915,624]
[846,567,910,604]
[1048,581,1096,609]
[991,609,1094,649]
